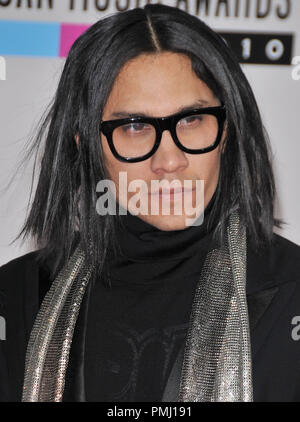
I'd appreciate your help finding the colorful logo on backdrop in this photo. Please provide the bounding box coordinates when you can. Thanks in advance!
[0,0,295,64]
[0,20,90,58]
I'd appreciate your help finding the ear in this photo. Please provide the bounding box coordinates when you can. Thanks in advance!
[75,133,79,147]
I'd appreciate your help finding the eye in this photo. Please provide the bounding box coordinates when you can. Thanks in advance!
[179,115,204,127]
[121,122,152,134]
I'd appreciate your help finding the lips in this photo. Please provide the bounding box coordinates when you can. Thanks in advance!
[150,187,194,195]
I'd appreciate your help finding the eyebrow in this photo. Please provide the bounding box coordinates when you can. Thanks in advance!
[110,99,212,119]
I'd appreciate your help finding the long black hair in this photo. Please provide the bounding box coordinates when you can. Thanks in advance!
[18,3,282,282]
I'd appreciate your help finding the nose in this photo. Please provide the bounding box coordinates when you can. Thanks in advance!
[150,128,188,174]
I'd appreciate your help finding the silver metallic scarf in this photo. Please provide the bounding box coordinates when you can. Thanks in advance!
[22,209,253,402]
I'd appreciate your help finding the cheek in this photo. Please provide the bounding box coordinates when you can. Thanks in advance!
[189,149,221,180]
[190,151,221,207]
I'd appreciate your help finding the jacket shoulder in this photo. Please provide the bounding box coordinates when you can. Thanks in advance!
[0,251,41,288]
[1,250,41,269]
[0,250,44,316]
[247,232,300,294]
[0,251,44,401]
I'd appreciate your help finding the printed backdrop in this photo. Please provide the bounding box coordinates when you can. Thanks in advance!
[0,0,299,264]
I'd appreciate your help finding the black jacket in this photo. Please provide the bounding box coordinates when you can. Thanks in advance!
[1,233,300,402]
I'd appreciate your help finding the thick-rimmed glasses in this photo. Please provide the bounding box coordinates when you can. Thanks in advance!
[100,104,226,163]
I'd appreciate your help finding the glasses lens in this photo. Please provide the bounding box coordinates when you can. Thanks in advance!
[113,122,156,158]
[176,113,218,150]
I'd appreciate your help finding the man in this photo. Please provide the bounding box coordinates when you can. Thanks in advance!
[1,4,300,402]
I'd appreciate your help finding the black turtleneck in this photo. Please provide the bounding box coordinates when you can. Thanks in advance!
[84,193,218,402]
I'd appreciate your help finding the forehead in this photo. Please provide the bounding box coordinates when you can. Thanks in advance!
[102,52,216,118]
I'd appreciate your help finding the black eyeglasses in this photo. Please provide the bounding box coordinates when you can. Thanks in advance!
[100,103,226,163]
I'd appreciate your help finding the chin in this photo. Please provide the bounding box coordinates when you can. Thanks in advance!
[137,214,199,231]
